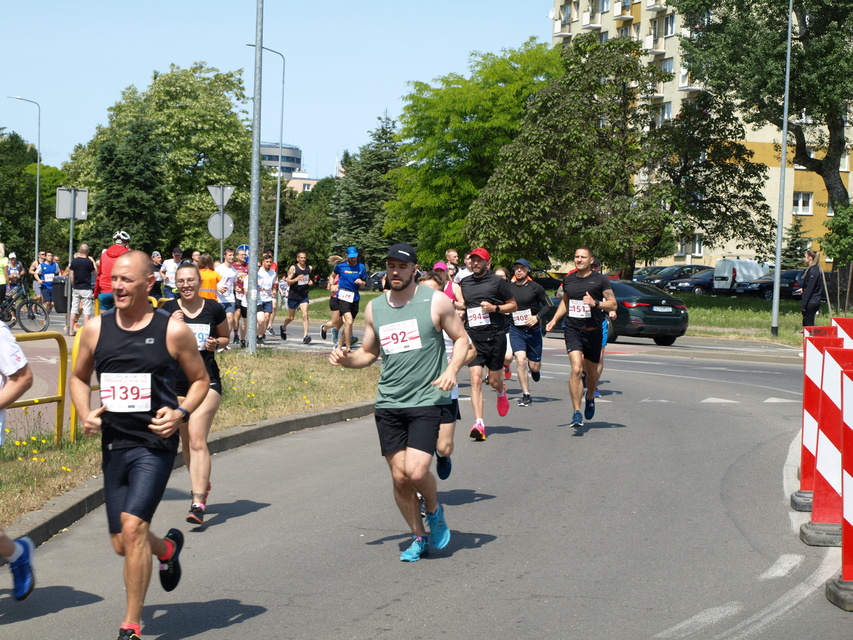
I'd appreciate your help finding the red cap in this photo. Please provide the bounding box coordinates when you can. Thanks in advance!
[470,248,490,261]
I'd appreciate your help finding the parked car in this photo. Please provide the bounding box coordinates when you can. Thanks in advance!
[713,258,771,292]
[608,280,689,346]
[604,268,625,280]
[632,265,667,281]
[368,271,386,291]
[529,269,563,293]
[734,270,803,299]
[665,269,715,295]
[639,264,713,289]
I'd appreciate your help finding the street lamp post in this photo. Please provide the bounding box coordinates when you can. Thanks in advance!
[8,96,41,259]
[246,44,286,270]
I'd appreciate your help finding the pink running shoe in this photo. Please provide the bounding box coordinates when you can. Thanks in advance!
[469,424,486,441]
[503,365,512,380]
[497,393,510,417]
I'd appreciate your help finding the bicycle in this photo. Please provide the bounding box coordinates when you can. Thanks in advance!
[0,278,50,332]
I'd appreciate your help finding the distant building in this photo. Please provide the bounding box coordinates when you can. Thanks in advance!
[287,170,320,194]
[260,142,302,177]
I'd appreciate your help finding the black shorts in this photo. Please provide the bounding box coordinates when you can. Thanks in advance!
[439,398,461,423]
[329,297,340,312]
[468,331,507,371]
[175,376,222,397]
[102,447,176,534]
[237,299,248,318]
[563,326,603,364]
[375,405,444,456]
[338,299,360,319]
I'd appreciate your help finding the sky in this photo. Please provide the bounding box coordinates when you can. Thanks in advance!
[2,1,551,180]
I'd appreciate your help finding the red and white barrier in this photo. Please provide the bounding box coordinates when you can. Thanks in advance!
[832,318,853,347]
[806,325,838,339]
[793,336,844,511]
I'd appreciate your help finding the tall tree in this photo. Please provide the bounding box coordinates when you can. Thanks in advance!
[331,116,402,269]
[386,39,563,263]
[468,34,773,275]
[280,177,336,274]
[781,214,811,268]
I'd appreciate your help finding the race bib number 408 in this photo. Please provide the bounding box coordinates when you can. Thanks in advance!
[379,318,422,354]
[512,309,532,326]
[100,373,152,412]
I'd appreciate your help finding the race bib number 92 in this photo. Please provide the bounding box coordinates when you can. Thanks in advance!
[379,318,422,354]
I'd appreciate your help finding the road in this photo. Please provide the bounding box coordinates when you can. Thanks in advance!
[3,332,851,638]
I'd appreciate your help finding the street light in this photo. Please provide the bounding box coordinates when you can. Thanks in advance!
[8,96,41,259]
[247,43,286,270]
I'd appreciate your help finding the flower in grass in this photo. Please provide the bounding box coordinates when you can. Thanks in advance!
[32,449,38,454]
[15,441,21,446]
[31,456,37,461]
[41,439,46,444]
[17,457,22,461]
[3,428,9,434]
[62,466,71,472]
[40,458,45,462]
[31,436,36,441]
[33,399,39,404]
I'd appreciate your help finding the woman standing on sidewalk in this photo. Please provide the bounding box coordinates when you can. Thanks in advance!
[162,263,229,525]
[800,250,824,328]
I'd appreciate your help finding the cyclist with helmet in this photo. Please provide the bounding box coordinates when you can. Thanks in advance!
[95,231,131,311]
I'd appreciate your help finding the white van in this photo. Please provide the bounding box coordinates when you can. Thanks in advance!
[713,258,771,291]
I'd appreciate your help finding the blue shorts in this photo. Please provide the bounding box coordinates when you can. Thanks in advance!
[257,300,273,314]
[41,287,54,302]
[98,292,115,311]
[287,296,310,310]
[102,447,176,534]
[220,301,235,314]
[601,317,609,346]
[509,325,543,362]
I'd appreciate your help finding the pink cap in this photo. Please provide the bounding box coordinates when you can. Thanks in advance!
[433,262,448,271]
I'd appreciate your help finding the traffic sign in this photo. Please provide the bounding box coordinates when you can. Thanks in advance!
[208,212,234,239]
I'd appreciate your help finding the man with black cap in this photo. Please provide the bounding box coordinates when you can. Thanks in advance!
[160,247,183,300]
[455,247,517,440]
[332,246,367,349]
[329,243,470,562]
[508,259,551,407]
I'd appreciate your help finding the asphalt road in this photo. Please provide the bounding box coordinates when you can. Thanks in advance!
[3,331,851,638]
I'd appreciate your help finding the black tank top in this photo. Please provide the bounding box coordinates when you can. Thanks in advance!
[288,264,312,299]
[94,308,180,452]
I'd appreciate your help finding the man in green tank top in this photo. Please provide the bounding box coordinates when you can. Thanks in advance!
[329,243,470,562]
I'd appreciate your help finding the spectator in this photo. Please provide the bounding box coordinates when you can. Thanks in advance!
[95,231,131,311]
[68,244,98,336]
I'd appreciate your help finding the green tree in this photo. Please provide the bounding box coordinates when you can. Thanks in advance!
[670,0,853,209]
[386,39,563,263]
[781,215,810,268]
[468,34,773,276]
[280,177,336,275]
[331,116,402,269]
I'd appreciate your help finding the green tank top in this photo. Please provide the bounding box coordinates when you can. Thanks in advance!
[371,284,451,408]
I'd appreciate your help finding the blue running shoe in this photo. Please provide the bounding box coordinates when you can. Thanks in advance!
[425,503,450,550]
[400,536,429,562]
[436,455,452,480]
[10,536,35,601]
[584,397,595,420]
[571,410,584,428]
[593,389,601,398]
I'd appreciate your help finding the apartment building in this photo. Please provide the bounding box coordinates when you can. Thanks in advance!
[551,0,844,270]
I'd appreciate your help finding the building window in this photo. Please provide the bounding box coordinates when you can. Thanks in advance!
[842,148,850,172]
[661,57,674,78]
[633,23,642,40]
[618,25,631,38]
[664,14,675,37]
[656,102,672,127]
[691,234,704,256]
[302,184,312,192]
[599,0,610,12]
[599,31,610,43]
[793,191,813,215]
[794,146,815,170]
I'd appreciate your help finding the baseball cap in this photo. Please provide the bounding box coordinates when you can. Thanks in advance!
[8,252,15,259]
[346,246,359,258]
[385,243,417,263]
[513,259,531,269]
[172,246,183,255]
[470,248,490,261]
[592,258,601,267]
[151,251,161,258]
[433,262,448,271]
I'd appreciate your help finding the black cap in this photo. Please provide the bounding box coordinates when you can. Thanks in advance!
[385,243,417,263]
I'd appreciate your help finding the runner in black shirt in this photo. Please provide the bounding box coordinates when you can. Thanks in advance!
[546,246,616,428]
[456,247,516,440]
[508,259,551,407]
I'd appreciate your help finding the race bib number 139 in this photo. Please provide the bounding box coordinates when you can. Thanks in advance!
[100,373,152,412]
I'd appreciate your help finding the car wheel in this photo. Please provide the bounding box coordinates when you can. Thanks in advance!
[606,316,617,343]
[653,336,676,346]
[692,285,704,295]
[762,288,773,300]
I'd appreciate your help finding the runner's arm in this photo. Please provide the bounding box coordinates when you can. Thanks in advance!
[431,293,471,391]
[329,303,379,369]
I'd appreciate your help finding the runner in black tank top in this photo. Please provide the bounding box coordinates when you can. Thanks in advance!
[280,251,315,343]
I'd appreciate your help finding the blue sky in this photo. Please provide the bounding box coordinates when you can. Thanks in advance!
[2,1,550,179]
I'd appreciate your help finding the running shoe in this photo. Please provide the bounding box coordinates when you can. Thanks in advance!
[117,629,141,640]
[257,335,265,344]
[425,503,450,550]
[469,423,486,441]
[321,325,327,340]
[240,339,246,348]
[267,326,275,335]
[186,504,205,526]
[531,369,541,382]
[400,536,429,562]
[503,365,512,380]
[570,410,584,428]
[303,335,312,344]
[436,455,452,480]
[159,528,183,592]
[594,389,601,398]
[584,397,596,420]
[332,328,339,343]
[497,393,510,417]
[517,393,532,407]
[280,329,287,340]
[350,336,358,345]
[9,536,35,601]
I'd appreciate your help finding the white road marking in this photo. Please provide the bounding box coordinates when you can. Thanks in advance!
[701,397,740,404]
[654,602,743,638]
[758,554,804,580]
[640,398,671,403]
[764,397,799,403]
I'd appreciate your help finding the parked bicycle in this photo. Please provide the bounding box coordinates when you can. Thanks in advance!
[0,278,50,332]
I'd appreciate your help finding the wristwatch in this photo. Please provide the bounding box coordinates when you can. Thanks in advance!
[177,407,190,422]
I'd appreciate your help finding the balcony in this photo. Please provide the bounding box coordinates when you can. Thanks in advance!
[553,19,574,38]
[582,11,602,29]
[613,2,633,21]
[644,35,666,55]
[678,70,703,93]
[646,0,667,11]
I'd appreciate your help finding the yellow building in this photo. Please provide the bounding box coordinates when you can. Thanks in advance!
[551,0,844,271]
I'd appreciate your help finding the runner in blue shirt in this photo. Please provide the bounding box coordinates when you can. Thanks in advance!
[332,246,367,349]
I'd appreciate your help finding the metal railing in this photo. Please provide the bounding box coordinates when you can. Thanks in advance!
[9,331,68,444]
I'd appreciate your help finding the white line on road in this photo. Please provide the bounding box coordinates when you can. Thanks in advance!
[654,602,743,638]
[757,554,804,580]
[764,397,799,403]
[701,397,740,404]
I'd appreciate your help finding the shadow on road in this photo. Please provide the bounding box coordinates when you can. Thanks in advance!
[199,500,271,529]
[480,425,530,436]
[558,421,628,436]
[0,584,104,624]
[142,598,267,639]
[438,488,495,507]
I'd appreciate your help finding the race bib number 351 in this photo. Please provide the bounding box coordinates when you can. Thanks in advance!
[379,318,422,354]
[100,373,152,412]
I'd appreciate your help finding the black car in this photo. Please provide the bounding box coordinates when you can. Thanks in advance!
[631,265,667,281]
[734,270,804,299]
[368,271,386,291]
[529,269,563,293]
[665,269,715,295]
[608,280,689,346]
[640,264,713,289]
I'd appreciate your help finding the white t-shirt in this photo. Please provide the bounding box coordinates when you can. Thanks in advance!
[453,268,472,283]
[161,259,180,288]
[258,268,276,303]
[0,322,28,445]
[215,263,237,303]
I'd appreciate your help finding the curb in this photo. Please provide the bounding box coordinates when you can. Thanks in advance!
[5,400,376,548]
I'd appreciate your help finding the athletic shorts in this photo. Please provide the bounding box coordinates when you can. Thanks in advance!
[98,292,115,311]
[439,398,461,423]
[257,300,273,314]
[329,297,340,312]
[375,405,444,456]
[563,326,603,364]
[41,287,54,302]
[175,376,222,397]
[237,299,248,318]
[509,325,543,362]
[220,301,235,314]
[338,299,359,319]
[164,288,178,300]
[601,318,609,347]
[468,331,508,371]
[287,296,309,309]
[71,288,93,317]
[102,447,176,534]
